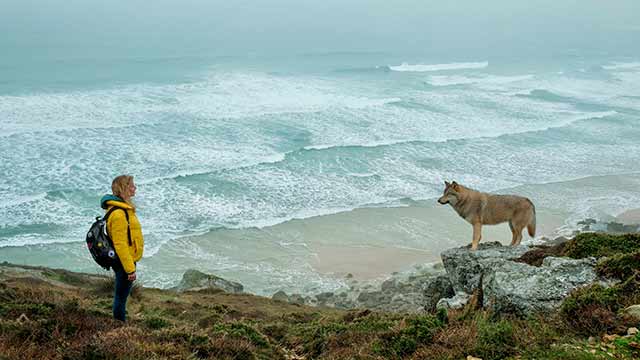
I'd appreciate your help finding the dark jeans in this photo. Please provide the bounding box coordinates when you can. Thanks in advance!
[112,262,133,321]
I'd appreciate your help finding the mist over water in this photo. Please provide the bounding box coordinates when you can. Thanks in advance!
[1,0,639,294]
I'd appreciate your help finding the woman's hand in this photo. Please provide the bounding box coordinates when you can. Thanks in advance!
[127,272,137,281]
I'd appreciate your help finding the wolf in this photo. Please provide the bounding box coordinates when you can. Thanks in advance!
[437,181,536,250]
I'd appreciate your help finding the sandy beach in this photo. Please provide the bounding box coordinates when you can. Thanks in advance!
[616,208,640,225]
[303,204,568,279]
[309,244,438,279]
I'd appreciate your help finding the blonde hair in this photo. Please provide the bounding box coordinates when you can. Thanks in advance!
[112,175,136,209]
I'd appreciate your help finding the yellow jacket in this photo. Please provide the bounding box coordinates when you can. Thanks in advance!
[101,197,144,274]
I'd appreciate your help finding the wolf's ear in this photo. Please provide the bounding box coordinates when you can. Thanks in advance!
[444,181,451,187]
[452,181,460,190]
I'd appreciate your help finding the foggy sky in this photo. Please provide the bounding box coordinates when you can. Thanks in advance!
[1,0,639,58]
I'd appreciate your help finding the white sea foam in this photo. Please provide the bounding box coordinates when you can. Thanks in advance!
[0,234,80,248]
[0,72,400,137]
[427,74,534,87]
[389,61,488,72]
[0,192,48,208]
[602,61,640,70]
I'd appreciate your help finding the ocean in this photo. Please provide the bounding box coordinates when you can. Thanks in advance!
[1,52,640,295]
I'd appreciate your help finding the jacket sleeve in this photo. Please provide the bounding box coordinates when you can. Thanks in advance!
[109,209,136,274]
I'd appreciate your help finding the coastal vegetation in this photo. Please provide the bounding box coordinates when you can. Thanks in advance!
[1,232,639,359]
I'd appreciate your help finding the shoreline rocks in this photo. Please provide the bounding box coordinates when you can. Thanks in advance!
[271,262,450,313]
[172,269,244,294]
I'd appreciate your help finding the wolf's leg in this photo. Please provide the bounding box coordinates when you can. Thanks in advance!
[512,213,527,246]
[509,221,518,246]
[472,223,482,250]
[514,225,524,245]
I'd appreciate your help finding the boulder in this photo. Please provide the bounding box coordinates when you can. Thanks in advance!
[436,292,470,310]
[288,294,306,305]
[174,269,243,293]
[483,256,598,315]
[315,292,335,304]
[272,290,289,302]
[441,242,530,294]
[438,242,609,316]
[422,275,454,312]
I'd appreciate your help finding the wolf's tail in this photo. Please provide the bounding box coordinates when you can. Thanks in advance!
[527,199,536,237]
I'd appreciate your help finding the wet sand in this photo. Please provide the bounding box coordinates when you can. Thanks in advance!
[309,244,438,280]
[616,208,640,225]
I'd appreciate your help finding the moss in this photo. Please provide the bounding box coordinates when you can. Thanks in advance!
[596,251,640,279]
[197,313,222,328]
[615,273,640,302]
[349,313,395,333]
[436,307,449,325]
[404,315,444,343]
[563,233,640,259]
[297,321,348,357]
[283,311,320,324]
[210,303,230,314]
[144,316,171,329]
[376,332,418,358]
[259,322,288,342]
[560,284,621,335]
[213,322,270,349]
[473,317,516,360]
[42,269,88,287]
[613,332,640,358]
[519,347,602,360]
[373,314,444,359]
[0,302,55,319]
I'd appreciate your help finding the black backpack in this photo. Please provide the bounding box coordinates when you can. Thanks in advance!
[86,206,132,270]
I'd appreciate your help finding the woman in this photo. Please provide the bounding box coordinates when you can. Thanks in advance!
[99,175,144,321]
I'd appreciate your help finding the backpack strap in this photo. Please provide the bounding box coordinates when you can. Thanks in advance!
[104,207,133,247]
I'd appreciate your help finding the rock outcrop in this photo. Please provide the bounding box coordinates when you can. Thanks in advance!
[437,241,607,316]
[483,256,598,314]
[173,269,244,294]
[440,242,529,294]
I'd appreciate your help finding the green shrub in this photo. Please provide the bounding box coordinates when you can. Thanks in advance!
[377,332,418,358]
[373,315,444,359]
[519,347,601,360]
[563,233,640,259]
[615,273,640,303]
[259,322,288,342]
[297,321,347,357]
[144,316,171,329]
[596,251,640,279]
[560,284,620,335]
[213,322,269,348]
[473,318,516,360]
[613,332,640,358]
[350,314,394,333]
[0,302,54,318]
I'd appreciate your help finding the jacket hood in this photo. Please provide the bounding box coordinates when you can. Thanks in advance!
[100,194,132,210]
